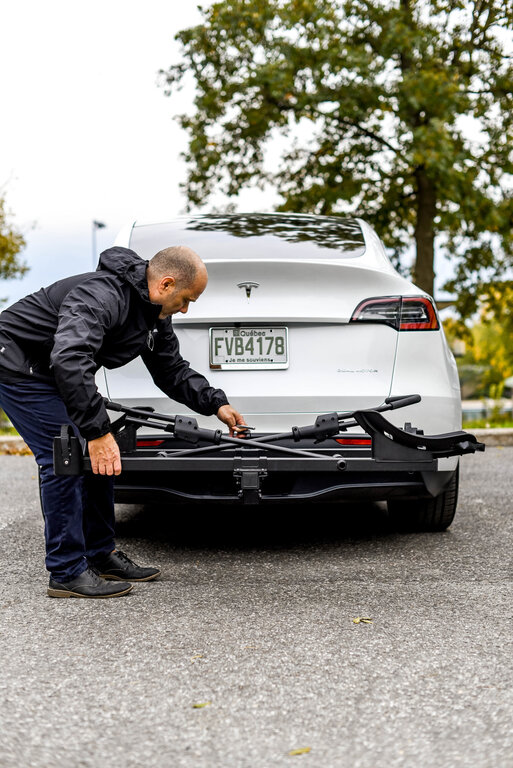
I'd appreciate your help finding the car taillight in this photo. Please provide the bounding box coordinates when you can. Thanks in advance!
[334,438,372,445]
[399,297,439,330]
[350,296,439,331]
[136,439,165,447]
[351,297,402,329]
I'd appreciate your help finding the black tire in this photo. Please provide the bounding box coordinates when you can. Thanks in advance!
[387,466,459,532]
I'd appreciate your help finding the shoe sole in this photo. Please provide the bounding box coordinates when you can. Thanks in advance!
[47,584,133,598]
[99,570,161,582]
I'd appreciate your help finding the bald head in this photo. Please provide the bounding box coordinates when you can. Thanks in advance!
[148,245,206,288]
[146,245,208,319]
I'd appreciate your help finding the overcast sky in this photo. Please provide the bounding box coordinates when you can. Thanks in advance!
[2,0,457,306]
[1,0,276,304]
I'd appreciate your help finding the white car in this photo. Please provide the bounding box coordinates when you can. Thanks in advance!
[97,213,480,530]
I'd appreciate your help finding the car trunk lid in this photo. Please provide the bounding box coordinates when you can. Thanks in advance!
[174,259,420,324]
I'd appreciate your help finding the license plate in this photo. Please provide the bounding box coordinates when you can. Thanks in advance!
[209,327,289,370]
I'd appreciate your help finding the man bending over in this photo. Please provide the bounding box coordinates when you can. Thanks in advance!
[0,245,246,598]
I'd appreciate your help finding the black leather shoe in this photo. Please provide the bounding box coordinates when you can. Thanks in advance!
[48,566,133,598]
[91,550,161,582]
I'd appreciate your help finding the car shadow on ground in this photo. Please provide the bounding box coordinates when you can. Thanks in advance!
[113,500,413,551]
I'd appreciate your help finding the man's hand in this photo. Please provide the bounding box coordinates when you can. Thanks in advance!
[88,433,122,476]
[217,404,248,438]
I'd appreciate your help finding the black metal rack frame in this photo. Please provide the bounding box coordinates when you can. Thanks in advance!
[53,395,485,504]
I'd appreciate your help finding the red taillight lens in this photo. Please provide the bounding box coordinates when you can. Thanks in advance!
[399,297,439,330]
[136,439,165,447]
[351,296,401,329]
[335,438,372,445]
[351,296,439,331]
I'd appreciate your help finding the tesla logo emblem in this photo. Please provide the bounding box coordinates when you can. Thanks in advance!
[237,281,259,299]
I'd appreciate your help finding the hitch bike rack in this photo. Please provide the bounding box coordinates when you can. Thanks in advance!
[53,394,485,504]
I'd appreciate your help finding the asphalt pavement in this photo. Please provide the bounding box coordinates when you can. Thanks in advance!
[0,450,511,768]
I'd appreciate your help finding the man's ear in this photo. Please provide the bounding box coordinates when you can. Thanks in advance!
[160,276,176,292]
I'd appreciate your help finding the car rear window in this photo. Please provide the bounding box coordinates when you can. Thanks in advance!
[129,214,366,261]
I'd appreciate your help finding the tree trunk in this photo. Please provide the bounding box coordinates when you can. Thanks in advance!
[413,167,436,297]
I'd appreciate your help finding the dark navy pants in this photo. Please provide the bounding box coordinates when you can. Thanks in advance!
[0,379,115,581]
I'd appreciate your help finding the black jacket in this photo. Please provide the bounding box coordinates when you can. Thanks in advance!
[0,247,229,440]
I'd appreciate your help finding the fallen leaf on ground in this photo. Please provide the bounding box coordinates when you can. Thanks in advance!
[352,617,373,624]
[192,701,211,708]
[289,747,311,756]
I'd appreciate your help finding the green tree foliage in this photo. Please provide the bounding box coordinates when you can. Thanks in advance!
[444,287,513,396]
[470,283,513,389]
[161,0,513,300]
[0,195,27,282]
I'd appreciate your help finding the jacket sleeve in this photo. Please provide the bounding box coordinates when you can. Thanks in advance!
[140,319,229,416]
[50,277,123,440]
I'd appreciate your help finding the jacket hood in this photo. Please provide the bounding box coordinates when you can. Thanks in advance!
[97,247,151,302]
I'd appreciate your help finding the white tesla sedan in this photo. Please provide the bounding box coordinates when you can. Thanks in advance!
[101,213,472,530]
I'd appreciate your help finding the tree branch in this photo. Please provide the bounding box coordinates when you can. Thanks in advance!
[337,116,401,154]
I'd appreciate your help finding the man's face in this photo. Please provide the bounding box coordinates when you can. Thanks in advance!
[149,270,208,319]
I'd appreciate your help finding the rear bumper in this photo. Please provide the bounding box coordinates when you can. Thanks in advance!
[112,440,455,505]
[114,475,452,505]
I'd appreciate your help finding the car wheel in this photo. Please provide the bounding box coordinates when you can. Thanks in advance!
[387,466,459,532]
